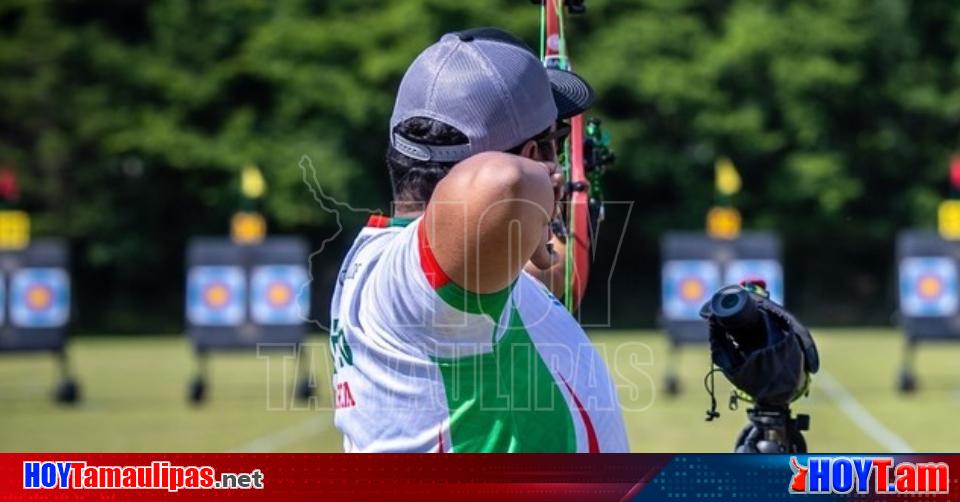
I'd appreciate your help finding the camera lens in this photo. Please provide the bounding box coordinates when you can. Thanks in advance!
[712,286,753,325]
[711,286,766,354]
[720,292,741,310]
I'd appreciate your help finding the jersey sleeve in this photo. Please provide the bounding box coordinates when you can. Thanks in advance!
[361,219,514,356]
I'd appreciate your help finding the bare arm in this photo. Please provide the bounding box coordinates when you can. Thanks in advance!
[423,152,559,293]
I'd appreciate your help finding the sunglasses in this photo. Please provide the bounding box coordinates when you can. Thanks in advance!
[532,123,572,160]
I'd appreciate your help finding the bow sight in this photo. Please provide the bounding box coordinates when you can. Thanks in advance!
[583,118,613,227]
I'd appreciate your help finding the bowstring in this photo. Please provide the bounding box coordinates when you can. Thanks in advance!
[538,2,545,60]
[539,0,577,312]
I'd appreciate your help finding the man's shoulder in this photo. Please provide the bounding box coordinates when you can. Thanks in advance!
[335,219,412,289]
[514,271,564,307]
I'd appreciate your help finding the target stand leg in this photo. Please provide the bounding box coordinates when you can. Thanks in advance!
[295,343,316,403]
[188,350,209,405]
[53,349,81,405]
[896,337,917,394]
[664,341,681,396]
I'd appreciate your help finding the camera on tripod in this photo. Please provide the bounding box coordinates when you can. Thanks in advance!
[699,280,820,453]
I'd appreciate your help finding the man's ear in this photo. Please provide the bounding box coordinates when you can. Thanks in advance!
[518,140,538,160]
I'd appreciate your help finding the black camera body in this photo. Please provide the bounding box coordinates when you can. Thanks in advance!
[700,282,820,453]
[701,284,819,407]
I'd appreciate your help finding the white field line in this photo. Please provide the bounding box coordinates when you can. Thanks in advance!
[817,370,914,453]
[228,414,332,453]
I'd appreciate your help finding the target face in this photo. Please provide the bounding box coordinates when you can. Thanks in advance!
[662,260,720,320]
[11,268,69,328]
[725,259,785,305]
[250,265,308,325]
[186,266,245,326]
[899,257,958,317]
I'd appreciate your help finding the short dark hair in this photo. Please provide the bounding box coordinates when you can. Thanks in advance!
[386,117,467,212]
[385,117,549,211]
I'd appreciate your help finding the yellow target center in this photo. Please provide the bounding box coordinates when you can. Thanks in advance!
[26,286,52,309]
[267,283,292,306]
[918,275,943,299]
[204,284,230,308]
[680,278,704,301]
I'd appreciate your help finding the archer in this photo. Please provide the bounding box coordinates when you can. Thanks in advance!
[329,26,628,452]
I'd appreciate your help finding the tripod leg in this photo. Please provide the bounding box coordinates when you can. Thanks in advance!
[787,413,810,453]
[788,428,808,453]
[734,425,762,453]
[295,343,316,403]
[734,423,753,452]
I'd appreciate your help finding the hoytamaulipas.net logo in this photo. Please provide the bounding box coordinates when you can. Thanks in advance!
[789,456,948,495]
[23,460,264,492]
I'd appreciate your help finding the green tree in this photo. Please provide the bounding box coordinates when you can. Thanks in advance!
[2,0,960,330]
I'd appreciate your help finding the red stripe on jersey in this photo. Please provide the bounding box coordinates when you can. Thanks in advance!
[417,221,451,290]
[366,214,390,228]
[561,375,600,453]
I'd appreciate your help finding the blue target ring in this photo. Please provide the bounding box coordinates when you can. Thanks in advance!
[250,265,309,325]
[11,268,69,328]
[662,260,720,321]
[186,266,246,326]
[900,257,958,317]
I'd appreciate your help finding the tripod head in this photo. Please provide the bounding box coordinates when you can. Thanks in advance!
[735,404,810,453]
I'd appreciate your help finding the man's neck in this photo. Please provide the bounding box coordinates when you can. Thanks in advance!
[392,200,425,220]
[394,211,423,220]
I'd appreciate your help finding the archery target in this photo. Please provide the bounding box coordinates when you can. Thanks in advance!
[899,257,958,317]
[11,268,69,328]
[186,266,245,326]
[250,265,308,325]
[662,260,720,321]
[725,259,785,305]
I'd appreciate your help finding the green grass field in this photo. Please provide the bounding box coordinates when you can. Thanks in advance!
[1,329,958,452]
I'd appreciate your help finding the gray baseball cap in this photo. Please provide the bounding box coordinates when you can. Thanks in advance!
[389,27,594,163]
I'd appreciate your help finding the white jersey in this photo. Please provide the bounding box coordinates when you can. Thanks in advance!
[329,215,629,452]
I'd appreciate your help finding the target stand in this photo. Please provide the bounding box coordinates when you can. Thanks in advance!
[895,230,960,393]
[0,239,79,403]
[660,232,783,395]
[185,237,312,404]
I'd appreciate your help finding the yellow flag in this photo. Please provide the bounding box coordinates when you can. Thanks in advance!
[715,157,741,196]
[241,164,266,199]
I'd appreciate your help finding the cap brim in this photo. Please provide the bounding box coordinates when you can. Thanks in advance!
[547,68,594,120]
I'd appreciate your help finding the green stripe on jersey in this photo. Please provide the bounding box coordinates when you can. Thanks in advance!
[433,306,577,452]
[434,280,512,322]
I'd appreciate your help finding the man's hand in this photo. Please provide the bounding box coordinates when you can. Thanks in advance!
[528,161,564,271]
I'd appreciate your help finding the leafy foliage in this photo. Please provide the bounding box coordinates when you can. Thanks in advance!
[1,0,958,330]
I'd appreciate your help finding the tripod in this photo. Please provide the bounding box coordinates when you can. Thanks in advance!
[734,404,809,453]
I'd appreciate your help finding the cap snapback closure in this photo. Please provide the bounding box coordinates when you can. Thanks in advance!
[391,133,473,162]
